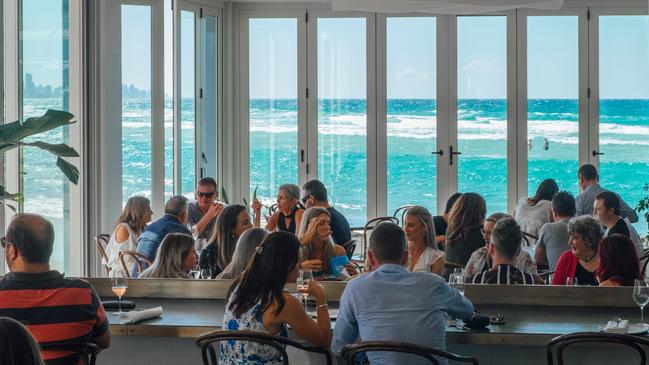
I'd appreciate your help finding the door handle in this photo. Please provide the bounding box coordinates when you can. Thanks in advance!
[431,150,444,156]
[592,150,604,157]
[450,145,462,165]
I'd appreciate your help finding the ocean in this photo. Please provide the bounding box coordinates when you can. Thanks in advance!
[21,98,649,249]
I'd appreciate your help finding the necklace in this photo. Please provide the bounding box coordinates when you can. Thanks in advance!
[583,251,597,263]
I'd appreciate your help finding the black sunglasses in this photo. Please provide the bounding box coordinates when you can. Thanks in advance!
[301,195,311,204]
[1,237,7,248]
[197,191,215,198]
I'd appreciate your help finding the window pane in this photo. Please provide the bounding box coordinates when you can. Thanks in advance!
[164,0,173,200]
[249,19,298,206]
[457,16,507,214]
[21,0,70,272]
[527,16,579,196]
[181,11,195,196]
[386,17,437,215]
[318,18,366,227]
[121,5,152,203]
[599,15,649,235]
[201,15,218,180]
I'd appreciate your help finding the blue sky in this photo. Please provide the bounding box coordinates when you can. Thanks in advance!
[22,4,649,100]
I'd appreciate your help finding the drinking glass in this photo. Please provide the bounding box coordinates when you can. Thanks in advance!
[566,277,579,286]
[297,270,313,309]
[111,273,128,316]
[633,279,649,323]
[189,265,200,279]
[449,273,465,295]
[201,269,212,280]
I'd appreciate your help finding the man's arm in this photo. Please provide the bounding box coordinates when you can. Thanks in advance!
[535,226,549,268]
[439,280,474,319]
[331,284,359,356]
[575,194,585,216]
[89,287,111,349]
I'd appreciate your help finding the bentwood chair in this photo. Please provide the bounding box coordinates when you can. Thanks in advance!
[393,204,415,226]
[362,217,399,261]
[195,330,332,365]
[546,332,649,365]
[521,231,538,247]
[118,250,153,278]
[95,234,111,276]
[341,341,479,365]
[41,342,102,365]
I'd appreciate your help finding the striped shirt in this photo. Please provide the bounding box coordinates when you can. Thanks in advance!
[0,271,109,365]
[469,264,535,285]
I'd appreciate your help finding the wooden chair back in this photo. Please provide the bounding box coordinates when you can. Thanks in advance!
[118,250,153,278]
[546,332,649,365]
[341,341,479,365]
[392,204,415,226]
[195,330,332,365]
[362,216,399,261]
[95,234,111,276]
[41,342,101,365]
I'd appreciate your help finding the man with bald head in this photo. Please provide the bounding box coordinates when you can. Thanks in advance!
[0,214,110,364]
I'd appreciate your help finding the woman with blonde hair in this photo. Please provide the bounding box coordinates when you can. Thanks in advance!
[216,228,268,279]
[105,196,153,276]
[404,206,444,275]
[139,233,198,279]
[299,207,355,279]
[444,192,487,277]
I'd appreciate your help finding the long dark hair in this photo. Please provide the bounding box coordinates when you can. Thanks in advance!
[528,179,559,206]
[446,192,486,247]
[597,234,640,286]
[0,317,43,365]
[227,231,301,318]
[208,204,247,270]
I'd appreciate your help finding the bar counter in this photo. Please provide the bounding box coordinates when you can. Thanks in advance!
[82,278,643,364]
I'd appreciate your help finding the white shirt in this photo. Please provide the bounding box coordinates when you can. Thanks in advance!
[105,223,139,276]
[409,246,444,273]
[514,197,552,246]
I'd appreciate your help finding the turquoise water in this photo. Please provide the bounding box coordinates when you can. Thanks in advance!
[21,98,649,236]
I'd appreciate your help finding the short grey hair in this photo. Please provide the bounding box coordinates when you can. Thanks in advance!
[405,206,437,250]
[279,184,301,202]
[165,196,189,217]
[491,217,522,259]
[567,215,603,250]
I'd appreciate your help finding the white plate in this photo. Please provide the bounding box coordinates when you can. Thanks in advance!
[627,323,649,334]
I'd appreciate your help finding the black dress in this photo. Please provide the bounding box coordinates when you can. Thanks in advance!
[277,206,301,233]
[198,244,222,278]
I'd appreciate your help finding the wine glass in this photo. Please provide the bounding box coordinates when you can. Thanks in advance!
[633,279,649,323]
[449,273,465,295]
[201,268,212,280]
[297,270,313,310]
[111,273,128,316]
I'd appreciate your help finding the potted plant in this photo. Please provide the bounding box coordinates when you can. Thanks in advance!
[0,109,79,211]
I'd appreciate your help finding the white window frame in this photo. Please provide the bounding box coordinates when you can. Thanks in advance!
[237,9,308,205]
[3,0,85,275]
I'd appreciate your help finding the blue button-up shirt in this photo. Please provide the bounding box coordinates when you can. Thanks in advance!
[134,214,191,276]
[332,263,474,365]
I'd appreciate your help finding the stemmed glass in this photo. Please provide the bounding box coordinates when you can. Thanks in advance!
[201,268,212,280]
[633,279,649,323]
[449,271,465,296]
[111,273,128,316]
[297,270,313,310]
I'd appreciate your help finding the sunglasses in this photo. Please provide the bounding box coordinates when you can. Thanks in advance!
[301,195,311,204]
[197,191,215,198]
[1,237,7,248]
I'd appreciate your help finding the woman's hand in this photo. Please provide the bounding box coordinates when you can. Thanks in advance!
[298,280,327,304]
[344,263,358,276]
[301,259,323,272]
[300,216,328,245]
[252,199,262,215]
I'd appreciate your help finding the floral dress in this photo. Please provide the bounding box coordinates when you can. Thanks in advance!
[220,298,288,364]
